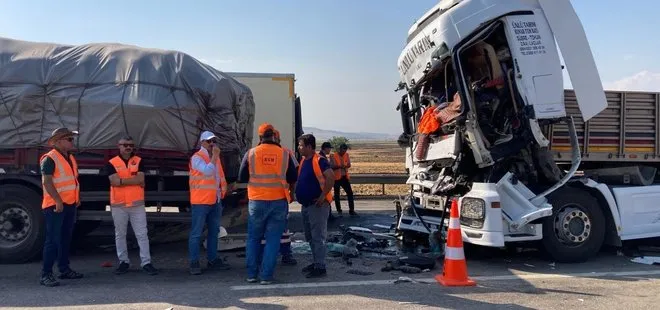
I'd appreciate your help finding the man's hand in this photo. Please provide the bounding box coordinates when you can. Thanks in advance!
[55,200,64,213]
[212,146,221,157]
[315,196,325,207]
[226,182,236,193]
[76,201,81,207]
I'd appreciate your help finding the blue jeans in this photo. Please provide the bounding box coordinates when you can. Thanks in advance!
[42,204,77,276]
[246,199,288,280]
[188,202,223,264]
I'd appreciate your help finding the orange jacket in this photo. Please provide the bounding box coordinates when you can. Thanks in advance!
[41,149,80,209]
[331,152,351,181]
[189,149,228,205]
[247,144,291,201]
[417,106,440,135]
[298,153,333,203]
[109,155,145,208]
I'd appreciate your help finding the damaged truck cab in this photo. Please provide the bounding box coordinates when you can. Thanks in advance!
[395,0,660,262]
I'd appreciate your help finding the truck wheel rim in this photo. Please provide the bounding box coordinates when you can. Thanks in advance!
[554,205,591,246]
[0,206,32,245]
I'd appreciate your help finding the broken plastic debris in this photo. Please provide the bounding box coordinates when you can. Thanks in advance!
[631,256,660,265]
[394,276,414,284]
[524,263,535,268]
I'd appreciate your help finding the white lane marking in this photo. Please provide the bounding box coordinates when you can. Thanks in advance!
[230,269,660,291]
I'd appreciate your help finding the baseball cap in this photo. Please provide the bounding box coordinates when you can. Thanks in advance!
[199,130,217,142]
[258,123,275,136]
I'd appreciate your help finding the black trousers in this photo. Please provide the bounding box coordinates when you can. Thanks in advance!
[333,176,355,212]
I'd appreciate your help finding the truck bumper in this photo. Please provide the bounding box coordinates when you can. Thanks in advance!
[397,213,505,247]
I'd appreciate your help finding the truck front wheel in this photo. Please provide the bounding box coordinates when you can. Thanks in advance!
[541,187,606,263]
[0,184,44,264]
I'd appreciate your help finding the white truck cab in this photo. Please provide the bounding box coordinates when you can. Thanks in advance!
[395,0,660,262]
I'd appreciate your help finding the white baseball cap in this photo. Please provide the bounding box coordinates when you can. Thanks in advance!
[199,131,218,142]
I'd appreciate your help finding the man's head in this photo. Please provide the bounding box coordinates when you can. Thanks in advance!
[273,129,281,144]
[199,130,218,153]
[258,123,276,143]
[321,142,332,155]
[118,135,135,158]
[47,127,78,153]
[338,143,349,155]
[297,134,316,157]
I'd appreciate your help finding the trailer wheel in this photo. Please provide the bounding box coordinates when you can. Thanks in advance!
[541,187,606,263]
[0,185,44,264]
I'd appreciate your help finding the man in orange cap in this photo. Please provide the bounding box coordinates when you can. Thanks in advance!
[239,123,298,284]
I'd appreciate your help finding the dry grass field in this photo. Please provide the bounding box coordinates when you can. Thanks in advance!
[336,141,410,196]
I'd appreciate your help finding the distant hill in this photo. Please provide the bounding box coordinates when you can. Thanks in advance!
[302,127,398,141]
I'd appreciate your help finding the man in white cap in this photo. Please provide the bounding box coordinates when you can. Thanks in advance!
[188,130,231,275]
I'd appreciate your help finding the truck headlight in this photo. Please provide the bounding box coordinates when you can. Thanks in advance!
[460,197,485,229]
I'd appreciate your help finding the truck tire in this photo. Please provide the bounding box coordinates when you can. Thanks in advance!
[0,184,45,264]
[541,186,606,263]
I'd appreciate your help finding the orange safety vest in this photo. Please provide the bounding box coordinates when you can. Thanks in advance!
[298,153,333,203]
[247,144,291,201]
[40,149,80,209]
[109,155,145,208]
[332,152,351,181]
[189,149,228,204]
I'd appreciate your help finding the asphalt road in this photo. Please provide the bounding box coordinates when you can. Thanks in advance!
[2,200,660,309]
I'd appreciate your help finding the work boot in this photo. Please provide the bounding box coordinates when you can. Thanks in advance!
[40,273,60,287]
[207,258,231,270]
[190,261,202,275]
[349,211,359,217]
[281,254,298,266]
[305,267,327,278]
[142,263,158,276]
[58,269,84,279]
[301,263,314,274]
[114,262,130,275]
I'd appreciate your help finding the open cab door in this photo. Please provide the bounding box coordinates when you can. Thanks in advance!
[538,0,607,121]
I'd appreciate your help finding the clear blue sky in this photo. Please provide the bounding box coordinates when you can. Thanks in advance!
[1,0,657,134]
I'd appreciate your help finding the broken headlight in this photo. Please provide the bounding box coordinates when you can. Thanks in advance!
[460,197,485,229]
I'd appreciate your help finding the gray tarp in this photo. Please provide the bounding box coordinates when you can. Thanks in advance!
[0,37,255,154]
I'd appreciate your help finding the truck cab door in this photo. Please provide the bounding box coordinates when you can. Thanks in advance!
[538,0,607,122]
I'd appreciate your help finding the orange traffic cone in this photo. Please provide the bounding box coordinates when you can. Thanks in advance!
[435,198,476,287]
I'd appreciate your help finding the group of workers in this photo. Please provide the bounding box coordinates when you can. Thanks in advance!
[37,123,356,287]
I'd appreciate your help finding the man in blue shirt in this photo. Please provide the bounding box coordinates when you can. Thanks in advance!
[296,134,335,278]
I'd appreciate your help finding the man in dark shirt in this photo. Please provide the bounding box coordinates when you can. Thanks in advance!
[295,134,334,278]
[39,127,84,287]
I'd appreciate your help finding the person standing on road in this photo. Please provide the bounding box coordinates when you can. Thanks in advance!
[105,136,158,276]
[331,143,357,216]
[319,142,332,159]
[188,130,231,275]
[272,129,298,266]
[238,123,297,284]
[296,134,334,278]
[39,127,84,287]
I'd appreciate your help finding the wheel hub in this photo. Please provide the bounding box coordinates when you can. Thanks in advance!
[554,207,591,245]
[0,207,31,242]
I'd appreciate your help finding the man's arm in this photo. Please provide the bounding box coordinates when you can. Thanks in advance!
[41,157,62,205]
[285,157,298,202]
[121,160,145,186]
[316,158,335,205]
[191,154,217,176]
[237,153,250,183]
[345,153,351,169]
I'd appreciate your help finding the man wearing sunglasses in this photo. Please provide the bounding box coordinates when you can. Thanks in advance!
[188,131,231,275]
[39,127,83,287]
[104,136,158,276]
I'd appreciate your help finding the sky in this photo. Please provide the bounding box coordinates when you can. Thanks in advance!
[1,0,659,135]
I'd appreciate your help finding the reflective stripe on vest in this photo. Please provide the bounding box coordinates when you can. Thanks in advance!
[247,144,290,201]
[41,149,80,209]
[109,155,145,208]
[298,153,333,203]
[189,150,228,205]
[332,152,350,180]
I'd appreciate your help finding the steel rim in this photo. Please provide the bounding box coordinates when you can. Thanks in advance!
[553,205,591,247]
[0,205,32,247]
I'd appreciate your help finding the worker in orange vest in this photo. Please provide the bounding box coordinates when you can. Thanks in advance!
[296,133,335,278]
[238,123,297,284]
[39,127,84,287]
[331,143,357,216]
[105,135,158,276]
[188,130,231,275]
